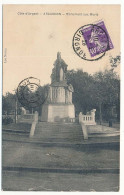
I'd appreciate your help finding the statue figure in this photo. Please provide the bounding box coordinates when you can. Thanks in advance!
[51,52,68,83]
[60,68,64,81]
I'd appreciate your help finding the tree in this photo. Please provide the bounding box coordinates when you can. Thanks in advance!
[2,93,16,115]
[2,92,22,123]
[66,69,94,115]
[66,68,120,123]
[109,55,120,71]
[35,84,49,115]
[92,70,120,123]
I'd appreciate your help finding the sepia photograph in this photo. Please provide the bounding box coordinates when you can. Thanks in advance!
[2,4,120,191]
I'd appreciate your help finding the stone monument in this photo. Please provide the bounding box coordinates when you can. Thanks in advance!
[41,52,75,122]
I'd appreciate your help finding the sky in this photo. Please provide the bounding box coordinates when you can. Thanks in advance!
[3,4,120,94]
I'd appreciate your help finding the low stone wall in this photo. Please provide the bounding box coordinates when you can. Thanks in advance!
[79,109,96,125]
[29,111,38,138]
[17,114,35,123]
[79,109,96,140]
[80,122,88,140]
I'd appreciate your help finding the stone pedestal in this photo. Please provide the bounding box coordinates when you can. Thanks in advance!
[41,104,75,122]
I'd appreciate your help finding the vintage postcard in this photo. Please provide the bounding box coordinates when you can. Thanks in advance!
[2,4,120,191]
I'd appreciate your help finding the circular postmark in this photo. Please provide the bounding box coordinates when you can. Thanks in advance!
[17,77,48,108]
[72,23,110,61]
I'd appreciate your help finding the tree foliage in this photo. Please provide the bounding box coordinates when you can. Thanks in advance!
[2,93,15,115]
[66,69,94,115]
[66,69,120,121]
[109,55,120,71]
[3,69,120,122]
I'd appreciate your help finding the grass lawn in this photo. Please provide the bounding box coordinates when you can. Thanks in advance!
[2,123,31,132]
[2,141,119,169]
[2,171,119,191]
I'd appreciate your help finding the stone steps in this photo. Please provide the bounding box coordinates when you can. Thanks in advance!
[33,122,120,143]
[2,122,119,144]
[33,122,83,143]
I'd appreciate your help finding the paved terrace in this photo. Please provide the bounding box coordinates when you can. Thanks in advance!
[2,122,120,191]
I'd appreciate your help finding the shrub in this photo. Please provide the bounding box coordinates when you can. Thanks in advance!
[2,116,13,125]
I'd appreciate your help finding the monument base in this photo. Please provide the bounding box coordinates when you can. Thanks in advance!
[41,104,75,122]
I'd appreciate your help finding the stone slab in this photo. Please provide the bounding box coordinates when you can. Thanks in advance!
[41,104,75,122]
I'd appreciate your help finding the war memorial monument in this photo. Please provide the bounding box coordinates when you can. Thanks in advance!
[41,52,75,122]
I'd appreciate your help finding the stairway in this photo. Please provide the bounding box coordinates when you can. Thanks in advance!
[33,122,83,143]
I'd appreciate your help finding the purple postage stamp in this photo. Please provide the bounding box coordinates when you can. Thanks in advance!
[82,21,114,57]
